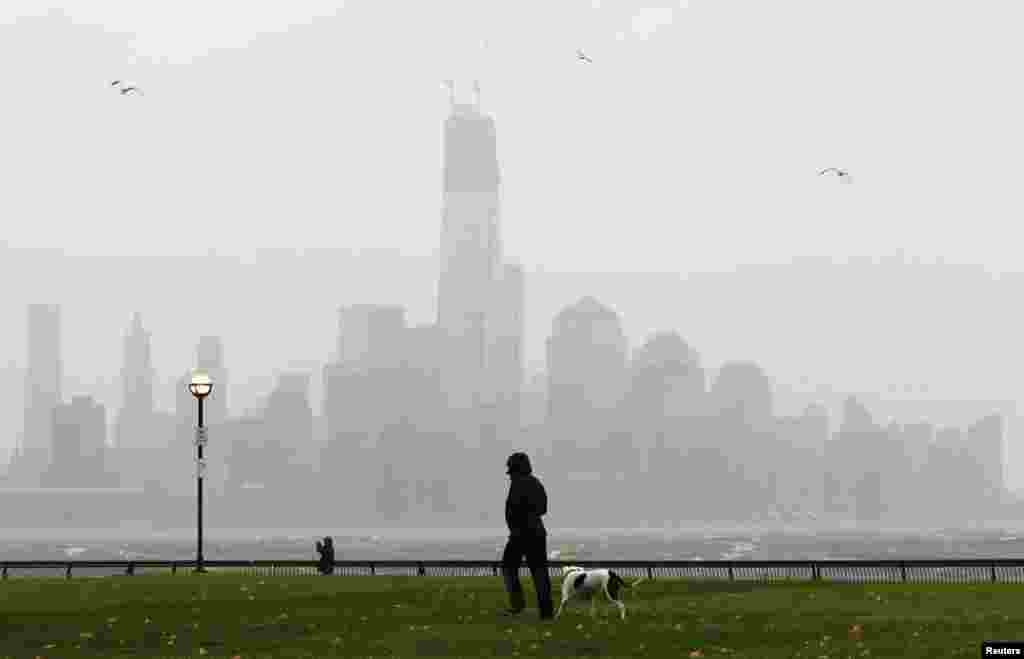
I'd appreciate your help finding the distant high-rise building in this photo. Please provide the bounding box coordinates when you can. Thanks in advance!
[337,305,407,372]
[967,414,1004,498]
[263,371,314,488]
[18,303,62,484]
[710,361,774,429]
[487,263,526,420]
[324,305,408,453]
[44,395,110,488]
[546,296,629,431]
[839,395,876,434]
[0,361,24,472]
[436,81,505,413]
[115,312,154,449]
[402,324,447,431]
[628,331,706,421]
[900,421,934,474]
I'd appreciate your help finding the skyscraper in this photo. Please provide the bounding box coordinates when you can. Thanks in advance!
[436,81,504,414]
[44,395,110,488]
[115,312,154,449]
[18,303,62,485]
[967,414,1005,499]
[546,296,630,431]
[337,305,407,372]
[488,262,526,422]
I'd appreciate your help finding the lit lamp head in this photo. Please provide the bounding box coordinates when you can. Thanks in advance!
[189,370,213,399]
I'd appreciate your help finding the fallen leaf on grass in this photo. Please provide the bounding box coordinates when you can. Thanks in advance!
[849,624,863,641]
[689,651,704,658]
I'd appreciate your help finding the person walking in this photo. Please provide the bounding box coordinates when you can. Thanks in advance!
[500,452,554,620]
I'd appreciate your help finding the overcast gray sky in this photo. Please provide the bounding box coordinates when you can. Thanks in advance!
[3,1,1022,270]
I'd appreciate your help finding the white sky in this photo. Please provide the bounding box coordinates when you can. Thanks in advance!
[2,0,1021,272]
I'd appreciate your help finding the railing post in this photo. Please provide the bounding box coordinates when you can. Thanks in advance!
[728,563,734,581]
[992,564,997,583]
[647,566,653,581]
[812,562,820,581]
[417,562,426,576]
[900,561,907,583]
[126,563,135,577]
[1,564,6,580]
[370,563,375,576]
[172,562,177,575]
[492,563,498,577]
[66,564,72,580]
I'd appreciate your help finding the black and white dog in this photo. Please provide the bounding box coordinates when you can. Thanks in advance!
[555,566,646,620]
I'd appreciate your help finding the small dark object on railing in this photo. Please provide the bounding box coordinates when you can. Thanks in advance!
[1,564,6,580]
[65,564,71,580]
[125,563,135,576]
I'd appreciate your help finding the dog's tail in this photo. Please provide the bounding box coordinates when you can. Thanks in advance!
[628,574,648,588]
[611,571,648,590]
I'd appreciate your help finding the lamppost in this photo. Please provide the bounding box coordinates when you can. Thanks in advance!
[189,369,213,573]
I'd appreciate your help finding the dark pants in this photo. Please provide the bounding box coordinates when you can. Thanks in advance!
[501,533,553,617]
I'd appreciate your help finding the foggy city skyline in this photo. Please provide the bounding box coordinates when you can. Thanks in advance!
[3,0,1024,537]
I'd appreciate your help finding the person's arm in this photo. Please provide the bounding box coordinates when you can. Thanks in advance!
[507,479,526,530]
[536,481,547,517]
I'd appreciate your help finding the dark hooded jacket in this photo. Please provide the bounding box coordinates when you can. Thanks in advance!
[505,452,547,537]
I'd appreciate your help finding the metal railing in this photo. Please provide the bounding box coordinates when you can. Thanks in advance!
[4,559,1024,583]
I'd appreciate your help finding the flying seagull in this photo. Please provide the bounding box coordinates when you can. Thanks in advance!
[119,86,143,96]
[819,167,852,183]
[576,49,593,63]
[110,80,122,87]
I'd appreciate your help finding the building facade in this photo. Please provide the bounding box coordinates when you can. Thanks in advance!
[44,395,111,488]
[115,312,154,449]
[435,82,522,426]
[17,303,63,485]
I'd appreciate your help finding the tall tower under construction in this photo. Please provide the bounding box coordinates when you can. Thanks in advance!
[436,81,522,429]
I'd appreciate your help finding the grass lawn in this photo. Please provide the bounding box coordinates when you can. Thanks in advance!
[0,572,1016,657]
